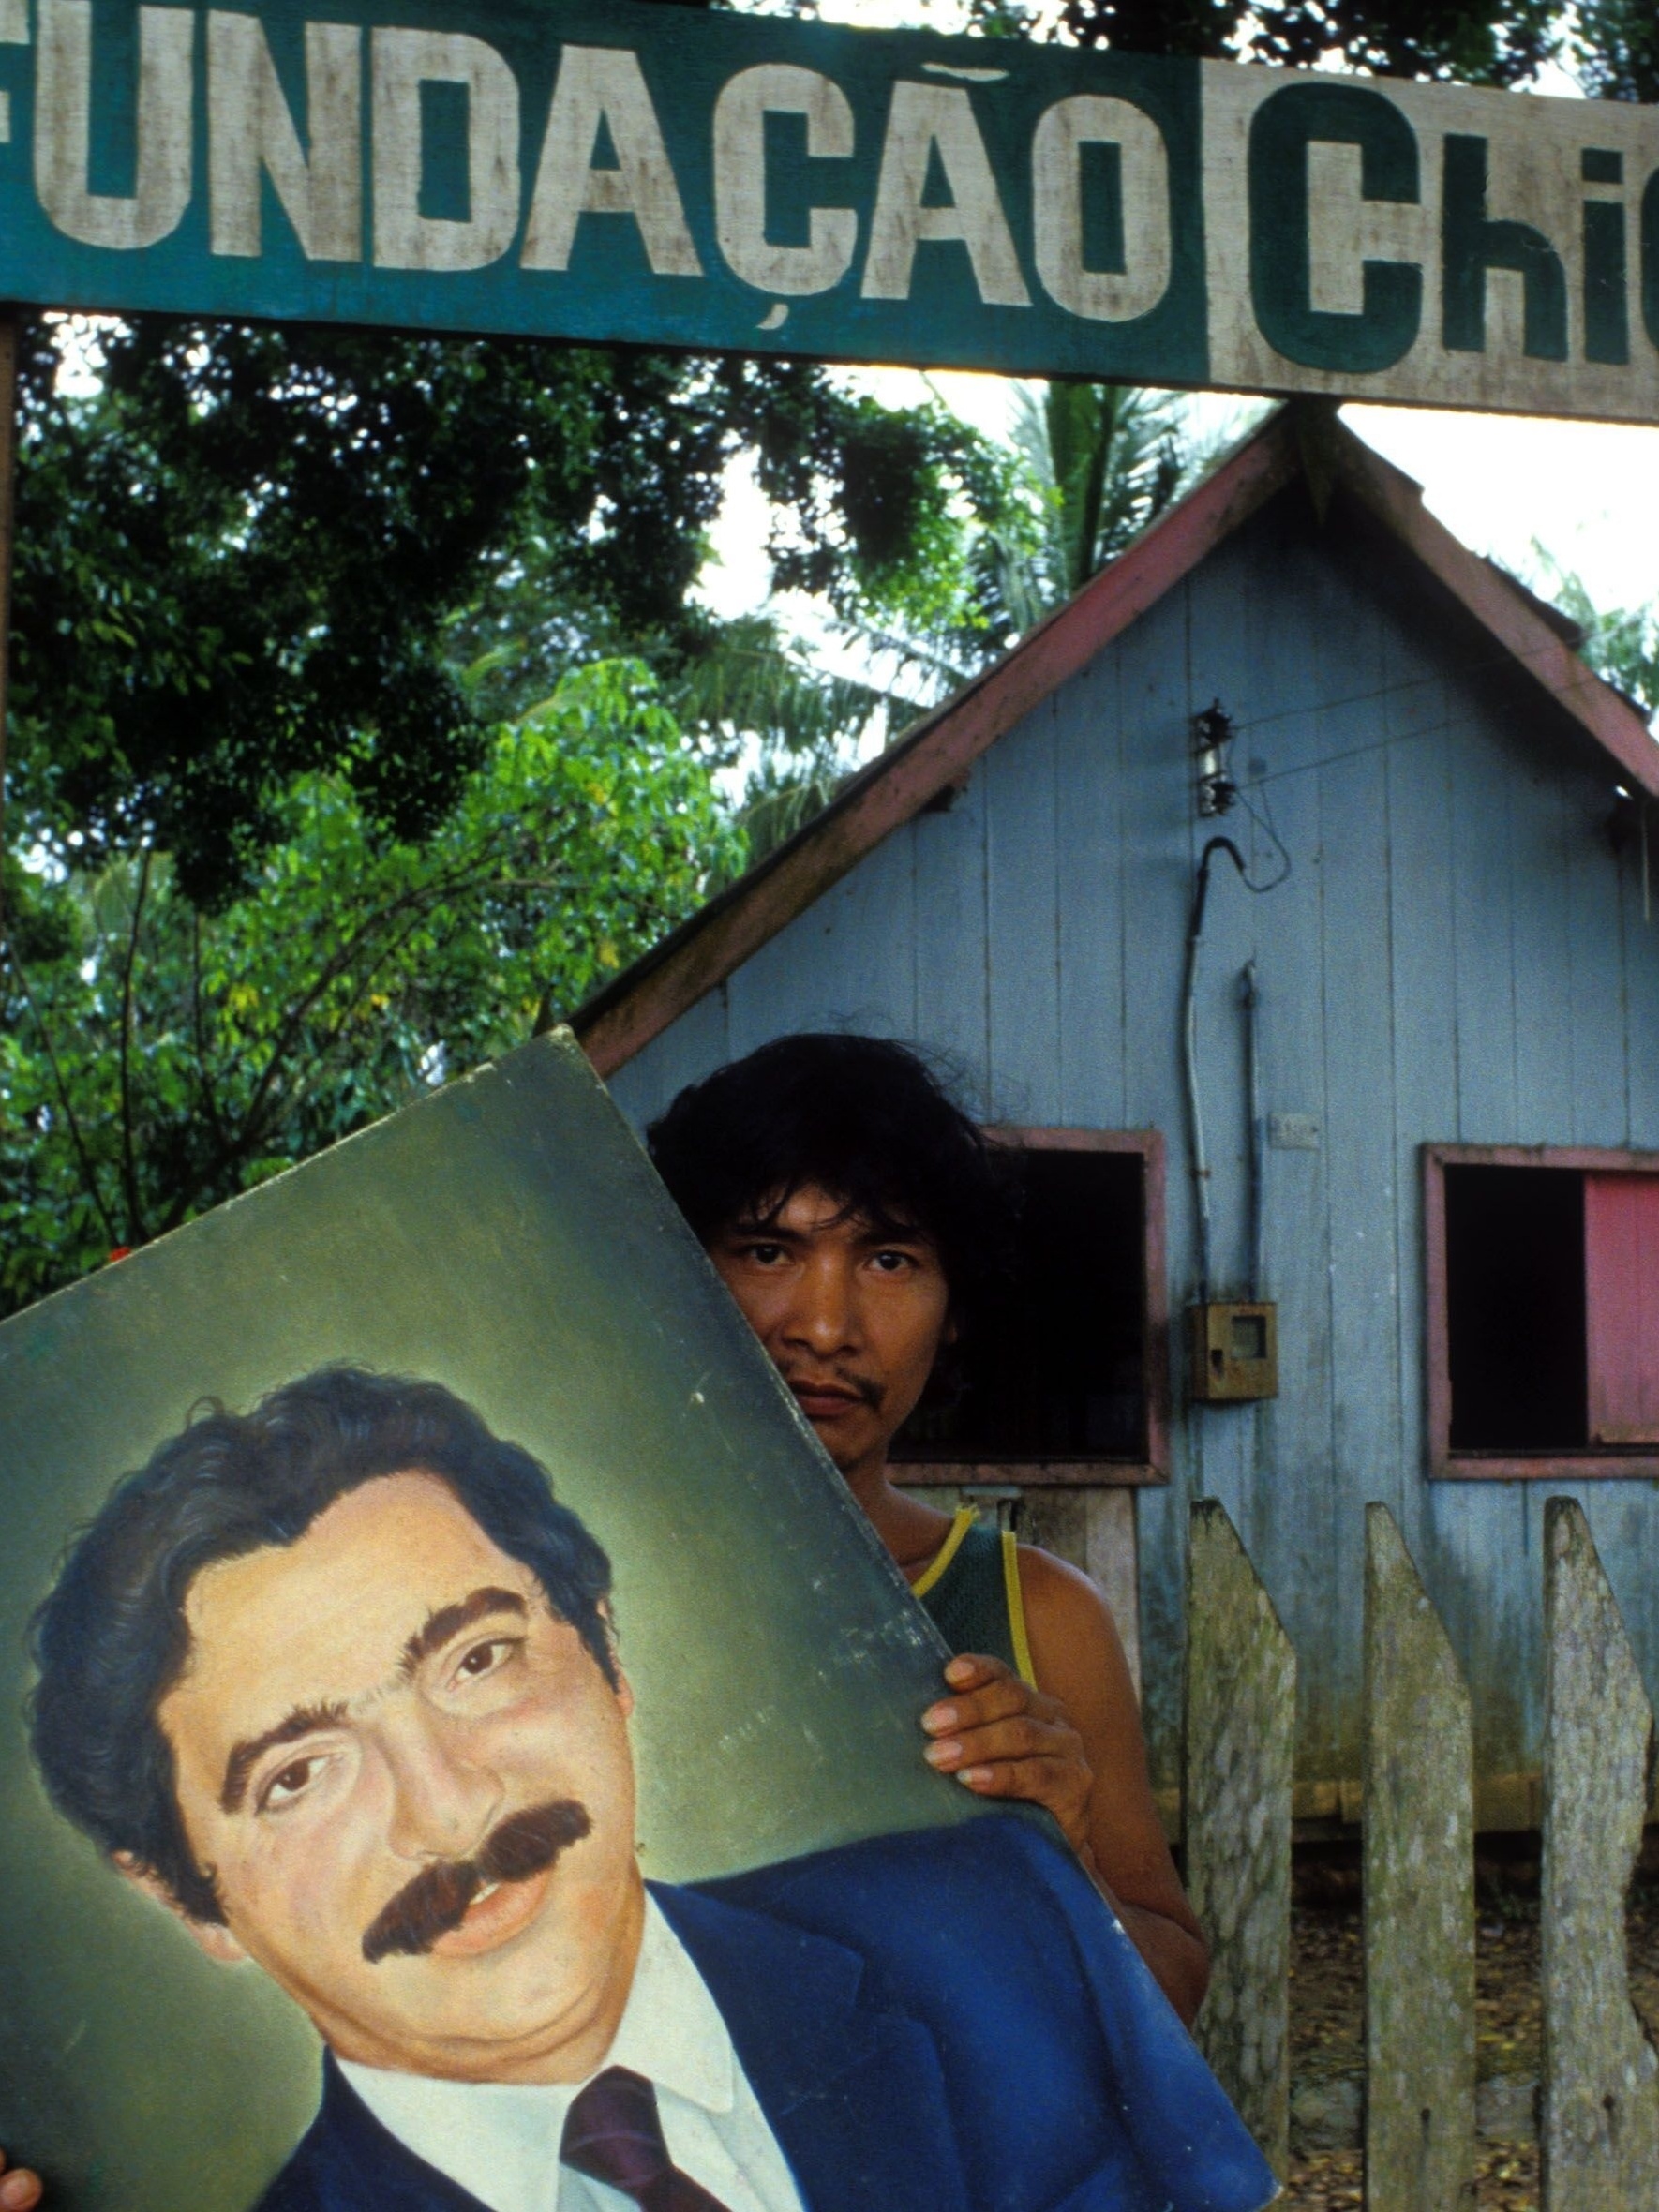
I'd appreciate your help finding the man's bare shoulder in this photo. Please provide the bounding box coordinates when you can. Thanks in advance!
[1012,1541,1124,1650]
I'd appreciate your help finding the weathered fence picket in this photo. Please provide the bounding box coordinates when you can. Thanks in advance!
[1540,1498,1659,2211]
[1362,1503,1476,2212]
[1159,1495,1659,2203]
[1183,1500,1296,2177]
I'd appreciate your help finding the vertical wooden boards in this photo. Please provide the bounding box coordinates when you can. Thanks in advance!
[1540,1499,1659,2211]
[1313,543,1405,1556]
[1449,671,1518,1144]
[1114,576,1198,1159]
[1054,652,1128,1133]
[1563,768,1630,1149]
[984,698,1061,1127]
[913,758,991,1112]
[1184,1499,1295,2178]
[1182,522,1258,1313]
[1113,575,1203,1783]
[603,980,731,1130]
[1363,1503,1475,2212]
[1378,576,1456,1547]
[1508,751,1577,1152]
[1621,801,1659,1149]
[723,819,919,1061]
[1218,503,1340,1772]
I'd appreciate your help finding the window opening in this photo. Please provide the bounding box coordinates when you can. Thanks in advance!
[1444,1164,1586,1452]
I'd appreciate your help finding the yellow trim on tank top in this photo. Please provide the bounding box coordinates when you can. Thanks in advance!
[910,1504,977,1599]
[1001,1529,1038,1687]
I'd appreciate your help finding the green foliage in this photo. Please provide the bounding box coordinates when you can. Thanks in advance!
[973,382,1190,637]
[11,321,985,904]
[0,663,738,1316]
[444,377,999,733]
[1573,0,1659,102]
[834,380,1204,702]
[1538,566,1659,723]
[1,304,1007,1310]
[975,0,1641,105]
[1057,0,1558,83]
[697,381,1211,864]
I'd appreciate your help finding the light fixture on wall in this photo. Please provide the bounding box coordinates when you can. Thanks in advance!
[1192,700,1238,818]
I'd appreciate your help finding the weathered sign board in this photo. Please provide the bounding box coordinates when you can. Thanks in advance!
[9,0,1659,422]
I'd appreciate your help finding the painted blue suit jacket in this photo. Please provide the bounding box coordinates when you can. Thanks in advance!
[256,1814,1276,2212]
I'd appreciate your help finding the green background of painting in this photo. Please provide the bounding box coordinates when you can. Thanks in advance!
[0,1031,980,2211]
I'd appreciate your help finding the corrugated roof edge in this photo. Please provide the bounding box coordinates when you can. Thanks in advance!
[574,400,1658,1081]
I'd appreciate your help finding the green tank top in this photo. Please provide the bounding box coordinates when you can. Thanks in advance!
[912,1507,1037,1686]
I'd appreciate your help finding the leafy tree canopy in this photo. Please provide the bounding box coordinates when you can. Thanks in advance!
[1573,0,1659,102]
[9,318,994,905]
[1057,0,1556,82]
[966,0,1557,81]
[1533,562,1659,722]
[1,661,736,1314]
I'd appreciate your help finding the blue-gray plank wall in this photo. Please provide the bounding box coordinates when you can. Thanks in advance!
[605,488,1659,1795]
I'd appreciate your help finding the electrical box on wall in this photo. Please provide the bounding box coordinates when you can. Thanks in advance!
[1189,1302,1279,1402]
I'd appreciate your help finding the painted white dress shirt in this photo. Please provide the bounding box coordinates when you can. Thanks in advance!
[339,1894,807,2212]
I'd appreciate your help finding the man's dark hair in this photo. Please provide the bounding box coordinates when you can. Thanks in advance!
[647,1033,1019,1388]
[29,1367,614,1924]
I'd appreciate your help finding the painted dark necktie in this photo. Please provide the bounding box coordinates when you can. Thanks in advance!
[561,2065,738,2212]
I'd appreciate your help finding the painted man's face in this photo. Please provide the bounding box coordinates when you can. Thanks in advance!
[147,1472,643,2083]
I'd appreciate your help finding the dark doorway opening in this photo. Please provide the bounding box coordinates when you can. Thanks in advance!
[895,1145,1146,1465]
[1444,1164,1586,1452]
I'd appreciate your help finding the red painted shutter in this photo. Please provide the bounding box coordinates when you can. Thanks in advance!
[1585,1173,1659,1444]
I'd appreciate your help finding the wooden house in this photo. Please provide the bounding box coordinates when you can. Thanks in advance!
[575,401,1659,1828]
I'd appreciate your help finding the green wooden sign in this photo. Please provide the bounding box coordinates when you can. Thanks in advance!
[9,0,1659,422]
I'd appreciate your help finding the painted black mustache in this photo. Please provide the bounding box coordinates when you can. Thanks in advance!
[362,1798,592,1965]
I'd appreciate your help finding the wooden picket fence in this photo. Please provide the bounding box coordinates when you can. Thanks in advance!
[1183,1497,1659,2210]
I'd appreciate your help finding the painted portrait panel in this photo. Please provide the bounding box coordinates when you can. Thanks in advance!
[0,1032,1272,2212]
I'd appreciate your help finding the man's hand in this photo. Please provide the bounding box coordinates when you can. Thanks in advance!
[0,2149,43,2210]
[921,1652,1096,1864]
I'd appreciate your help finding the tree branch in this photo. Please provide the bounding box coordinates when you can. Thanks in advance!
[116,844,152,1243]
[156,856,513,1230]
[2,937,121,1248]
[190,905,228,1144]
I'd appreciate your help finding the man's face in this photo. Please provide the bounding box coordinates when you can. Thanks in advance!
[708,1182,953,1486]
[150,1472,642,2083]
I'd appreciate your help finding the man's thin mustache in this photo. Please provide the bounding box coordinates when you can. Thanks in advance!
[785,1369,884,1411]
[362,1799,592,1965]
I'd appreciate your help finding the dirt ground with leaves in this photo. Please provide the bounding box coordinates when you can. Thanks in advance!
[1278,1849,1659,2211]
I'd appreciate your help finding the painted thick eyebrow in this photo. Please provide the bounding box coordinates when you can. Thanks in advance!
[398,1586,527,1678]
[217,1588,528,1815]
[221,1701,348,1815]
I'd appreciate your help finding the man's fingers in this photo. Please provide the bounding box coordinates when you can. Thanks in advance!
[954,1755,1075,1803]
[0,2157,44,2212]
[942,1652,1009,1692]
[923,1674,1053,1737]
[924,1715,1078,1770]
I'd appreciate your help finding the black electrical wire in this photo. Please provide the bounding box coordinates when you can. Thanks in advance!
[1183,837,1249,1307]
[1232,783,1293,891]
